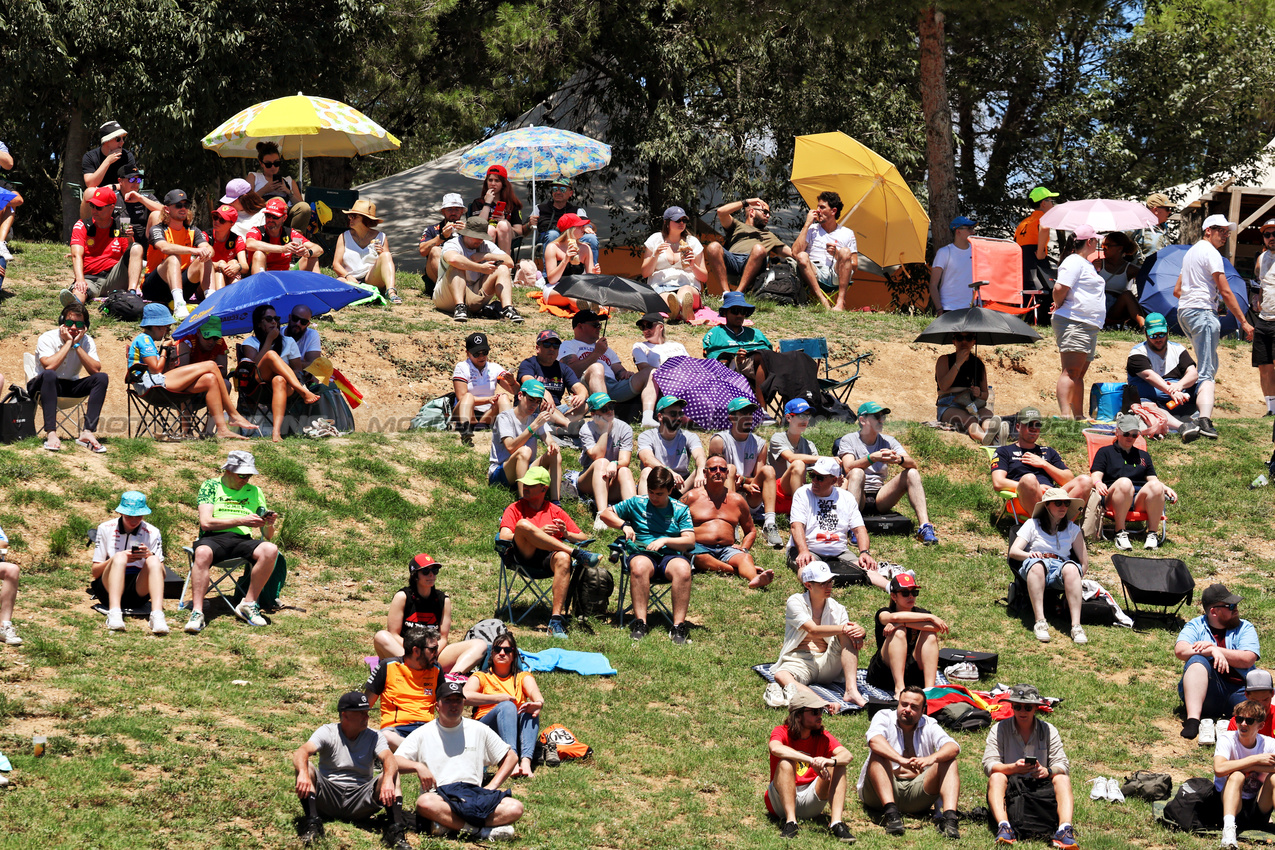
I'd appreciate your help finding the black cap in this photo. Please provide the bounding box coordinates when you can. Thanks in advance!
[1202,583,1242,609]
[636,312,666,326]
[163,189,189,206]
[465,332,489,352]
[117,164,142,181]
[437,679,465,700]
[338,691,371,712]
[572,309,604,327]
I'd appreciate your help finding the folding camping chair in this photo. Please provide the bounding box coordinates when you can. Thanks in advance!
[125,364,211,441]
[493,534,556,625]
[1110,554,1194,621]
[968,236,1041,318]
[234,343,317,437]
[980,446,1029,526]
[611,541,674,628]
[1081,429,1169,543]
[177,546,254,623]
[22,353,86,439]
[776,338,872,407]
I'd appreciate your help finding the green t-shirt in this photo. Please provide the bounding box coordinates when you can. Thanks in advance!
[198,477,267,537]
[702,325,772,360]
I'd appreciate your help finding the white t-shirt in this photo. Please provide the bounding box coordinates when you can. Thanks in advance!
[837,431,905,493]
[805,224,857,268]
[439,235,502,286]
[631,340,689,369]
[1053,253,1107,328]
[559,339,623,381]
[92,518,164,563]
[1014,517,1081,560]
[776,590,849,665]
[643,232,704,291]
[451,359,509,409]
[636,428,701,478]
[242,334,303,364]
[1213,731,1275,797]
[857,712,958,794]
[288,327,321,360]
[35,328,98,380]
[787,485,863,557]
[932,242,973,311]
[232,209,267,239]
[1258,251,1275,322]
[396,718,509,788]
[714,431,764,479]
[1177,239,1226,312]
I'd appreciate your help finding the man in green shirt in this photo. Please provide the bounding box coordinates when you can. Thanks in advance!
[702,293,773,362]
[186,450,280,633]
[704,198,791,295]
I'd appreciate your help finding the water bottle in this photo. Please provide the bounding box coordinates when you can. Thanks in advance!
[1251,474,1268,490]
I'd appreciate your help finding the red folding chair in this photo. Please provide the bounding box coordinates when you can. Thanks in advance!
[968,236,1039,317]
[1081,429,1168,543]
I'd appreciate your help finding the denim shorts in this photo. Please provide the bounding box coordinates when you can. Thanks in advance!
[815,265,839,291]
[1017,556,1082,590]
[1178,308,1221,382]
[722,250,750,276]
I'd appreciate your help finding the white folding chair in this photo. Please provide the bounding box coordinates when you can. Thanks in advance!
[23,352,86,438]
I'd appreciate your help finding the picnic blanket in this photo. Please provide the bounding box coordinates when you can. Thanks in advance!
[363,648,616,677]
[752,662,951,712]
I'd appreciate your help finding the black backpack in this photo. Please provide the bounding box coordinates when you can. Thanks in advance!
[934,702,992,732]
[569,562,614,618]
[999,775,1059,838]
[101,289,146,321]
[753,260,807,306]
[1163,777,1220,832]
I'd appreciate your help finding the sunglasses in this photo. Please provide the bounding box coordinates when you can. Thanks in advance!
[1238,715,1267,725]
[706,466,729,474]
[810,473,835,482]
[725,308,750,316]
[1265,233,1275,239]
[671,218,688,224]
[262,316,279,324]
[265,214,285,221]
[1023,421,1043,429]
[261,160,281,168]
[172,201,191,209]
[597,405,616,414]
[63,320,87,329]
[952,334,976,342]
[1012,704,1037,712]
[492,646,514,655]
[894,589,920,598]
[539,340,561,348]
[1148,333,1167,340]
[414,565,441,575]
[422,644,440,653]
[637,322,658,330]
[1212,603,1239,611]
[471,349,490,357]
[583,321,602,328]
[289,316,310,326]
[1118,430,1140,438]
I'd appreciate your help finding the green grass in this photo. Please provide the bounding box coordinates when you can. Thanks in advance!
[0,239,1270,848]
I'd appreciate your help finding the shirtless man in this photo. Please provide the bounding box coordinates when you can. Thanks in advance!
[681,454,773,588]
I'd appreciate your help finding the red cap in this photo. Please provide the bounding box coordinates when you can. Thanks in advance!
[889,573,918,592]
[88,187,117,208]
[485,165,508,180]
[213,204,239,223]
[264,197,288,217]
[557,212,590,230]
[409,553,441,573]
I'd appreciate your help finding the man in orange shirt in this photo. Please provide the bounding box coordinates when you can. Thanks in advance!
[1015,185,1059,298]
[365,626,442,750]
[141,189,213,320]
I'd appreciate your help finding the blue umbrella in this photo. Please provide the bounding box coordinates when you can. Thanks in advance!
[172,270,369,338]
[1136,245,1250,334]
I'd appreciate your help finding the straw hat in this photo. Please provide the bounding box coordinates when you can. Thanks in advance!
[342,199,384,223]
[1032,487,1083,522]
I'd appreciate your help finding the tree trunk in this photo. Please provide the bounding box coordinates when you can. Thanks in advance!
[305,157,354,191]
[62,106,90,241]
[918,4,956,257]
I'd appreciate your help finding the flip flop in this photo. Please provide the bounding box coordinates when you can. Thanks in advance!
[42,438,60,452]
[75,438,107,454]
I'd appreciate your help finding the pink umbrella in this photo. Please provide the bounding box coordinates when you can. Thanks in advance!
[1039,199,1158,232]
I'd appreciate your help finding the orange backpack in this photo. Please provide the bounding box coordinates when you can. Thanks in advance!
[538,723,592,760]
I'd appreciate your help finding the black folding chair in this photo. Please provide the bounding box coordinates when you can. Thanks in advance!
[612,541,675,628]
[493,534,555,625]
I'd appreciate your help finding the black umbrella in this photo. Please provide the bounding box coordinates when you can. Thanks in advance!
[914,307,1042,346]
[551,274,669,316]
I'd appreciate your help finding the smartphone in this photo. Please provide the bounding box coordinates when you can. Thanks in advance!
[1024,756,1038,766]
[493,202,506,217]
[131,545,141,553]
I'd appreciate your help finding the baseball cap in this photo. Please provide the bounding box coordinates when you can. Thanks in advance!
[857,401,890,417]
[1115,413,1142,433]
[141,303,176,327]
[789,690,827,713]
[163,189,189,206]
[1145,192,1173,210]
[1248,669,1274,692]
[587,392,613,411]
[655,396,684,412]
[516,467,551,487]
[114,491,152,516]
[1263,220,1275,234]
[521,379,547,399]
[1028,186,1060,204]
[212,204,239,223]
[439,193,465,211]
[950,215,977,230]
[890,573,918,593]
[1072,224,1097,241]
[663,206,688,221]
[799,560,833,584]
[572,309,605,327]
[1202,214,1238,231]
[99,121,127,143]
[409,553,442,574]
[784,398,812,416]
[550,179,571,189]
[485,165,508,180]
[636,312,666,327]
[87,187,117,208]
[1145,313,1169,336]
[557,212,590,230]
[337,691,372,712]
[536,329,561,345]
[264,197,289,217]
[465,332,489,352]
[727,397,758,414]
[1202,583,1242,608]
[200,316,224,339]
[221,450,258,475]
[117,164,143,181]
[812,457,841,477]
[220,178,251,204]
[1017,406,1044,423]
[438,679,465,700]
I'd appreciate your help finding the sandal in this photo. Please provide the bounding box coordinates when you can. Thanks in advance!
[387,288,403,305]
[75,437,107,454]
[43,437,60,452]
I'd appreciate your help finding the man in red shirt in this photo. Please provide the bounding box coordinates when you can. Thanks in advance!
[67,187,140,304]
[1226,669,1275,737]
[765,689,855,842]
[247,197,322,275]
[498,467,599,640]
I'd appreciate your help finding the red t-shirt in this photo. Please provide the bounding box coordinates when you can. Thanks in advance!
[1227,714,1275,737]
[247,226,292,271]
[499,499,581,537]
[764,724,841,815]
[71,219,128,275]
[210,233,247,264]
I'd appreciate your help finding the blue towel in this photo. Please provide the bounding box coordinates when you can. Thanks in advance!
[520,648,616,676]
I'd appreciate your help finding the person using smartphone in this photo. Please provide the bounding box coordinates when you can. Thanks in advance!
[418,193,468,283]
[90,491,169,635]
[467,165,525,256]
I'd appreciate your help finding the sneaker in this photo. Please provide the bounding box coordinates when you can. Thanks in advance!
[669,621,691,645]
[299,816,325,844]
[1222,823,1239,848]
[995,821,1017,845]
[502,305,525,323]
[149,612,170,635]
[881,808,905,835]
[173,303,190,321]
[998,420,1011,445]
[780,821,799,839]
[1051,824,1078,849]
[543,743,561,767]
[0,241,10,260]
[1199,718,1216,745]
[59,288,80,307]
[764,681,788,709]
[1105,777,1125,802]
[1199,417,1218,439]
[1179,421,1201,443]
[830,821,855,843]
[482,825,516,841]
[1089,776,1108,800]
[106,609,126,631]
[1071,625,1088,644]
[1114,531,1132,550]
[0,623,21,646]
[782,682,798,705]
[593,515,607,532]
[982,416,1003,446]
[916,522,939,545]
[453,303,468,322]
[630,618,648,641]
[763,523,784,548]
[184,611,205,634]
[1033,620,1051,642]
[572,547,601,567]
[1144,534,1160,550]
[938,811,960,840]
[234,600,268,626]
[641,412,659,429]
[428,819,450,836]
[547,617,569,639]
[385,824,411,850]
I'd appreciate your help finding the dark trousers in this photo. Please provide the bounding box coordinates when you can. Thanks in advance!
[26,370,109,433]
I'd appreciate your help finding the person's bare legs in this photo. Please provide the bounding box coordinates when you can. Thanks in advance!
[1024,562,1048,624]
[1061,563,1083,631]
[1136,480,1167,535]
[781,460,808,502]
[438,639,488,673]
[691,551,772,588]
[839,642,866,706]
[831,248,853,311]
[239,542,278,607]
[880,624,911,699]
[987,773,1011,825]
[584,460,617,515]
[0,561,18,623]
[628,554,656,622]
[872,468,931,526]
[1013,476,1045,516]
[161,362,256,437]
[736,245,771,293]
[914,629,939,688]
[1053,773,1074,824]
[771,758,800,824]
[795,252,834,309]
[1056,351,1090,419]
[366,252,397,297]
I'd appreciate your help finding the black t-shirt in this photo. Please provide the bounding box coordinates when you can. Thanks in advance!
[937,352,986,392]
[400,586,446,635]
[993,443,1067,487]
[1091,443,1156,488]
[535,201,580,233]
[467,198,524,228]
[81,147,137,182]
[873,604,932,652]
[115,192,156,244]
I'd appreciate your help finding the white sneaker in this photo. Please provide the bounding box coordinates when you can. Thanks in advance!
[640,413,659,429]
[593,516,608,532]
[1221,823,1238,848]
[482,825,516,841]
[1089,776,1108,800]
[149,612,170,635]
[106,610,126,631]
[1071,625,1088,644]
[1105,776,1125,802]
[1199,718,1216,745]
[0,622,21,646]
[764,682,789,709]
[1114,531,1132,550]
[1033,620,1051,642]
[1145,534,1160,550]
[0,241,11,260]
[782,682,798,705]
[173,303,191,321]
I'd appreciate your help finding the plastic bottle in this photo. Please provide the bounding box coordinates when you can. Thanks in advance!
[1251,474,1268,490]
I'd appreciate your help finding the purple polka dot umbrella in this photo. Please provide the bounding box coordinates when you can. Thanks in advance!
[653,356,764,431]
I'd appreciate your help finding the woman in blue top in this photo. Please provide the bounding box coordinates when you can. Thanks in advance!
[128,303,257,438]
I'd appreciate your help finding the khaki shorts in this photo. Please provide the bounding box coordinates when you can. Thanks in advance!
[1052,315,1098,360]
[773,642,845,686]
[858,768,940,813]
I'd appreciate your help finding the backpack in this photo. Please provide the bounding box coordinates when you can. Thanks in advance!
[411,394,454,431]
[465,618,508,645]
[999,775,1059,838]
[538,723,592,760]
[1162,777,1220,832]
[753,260,807,306]
[568,561,614,618]
[101,289,146,321]
[934,702,992,732]
[1121,770,1172,802]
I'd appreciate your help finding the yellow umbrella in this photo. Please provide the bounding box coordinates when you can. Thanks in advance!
[790,131,929,266]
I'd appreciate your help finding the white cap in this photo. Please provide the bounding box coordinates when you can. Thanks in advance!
[800,561,833,584]
[812,457,841,477]
[440,193,465,210]
[1202,214,1238,231]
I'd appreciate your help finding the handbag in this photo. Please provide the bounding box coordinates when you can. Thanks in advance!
[0,387,37,443]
